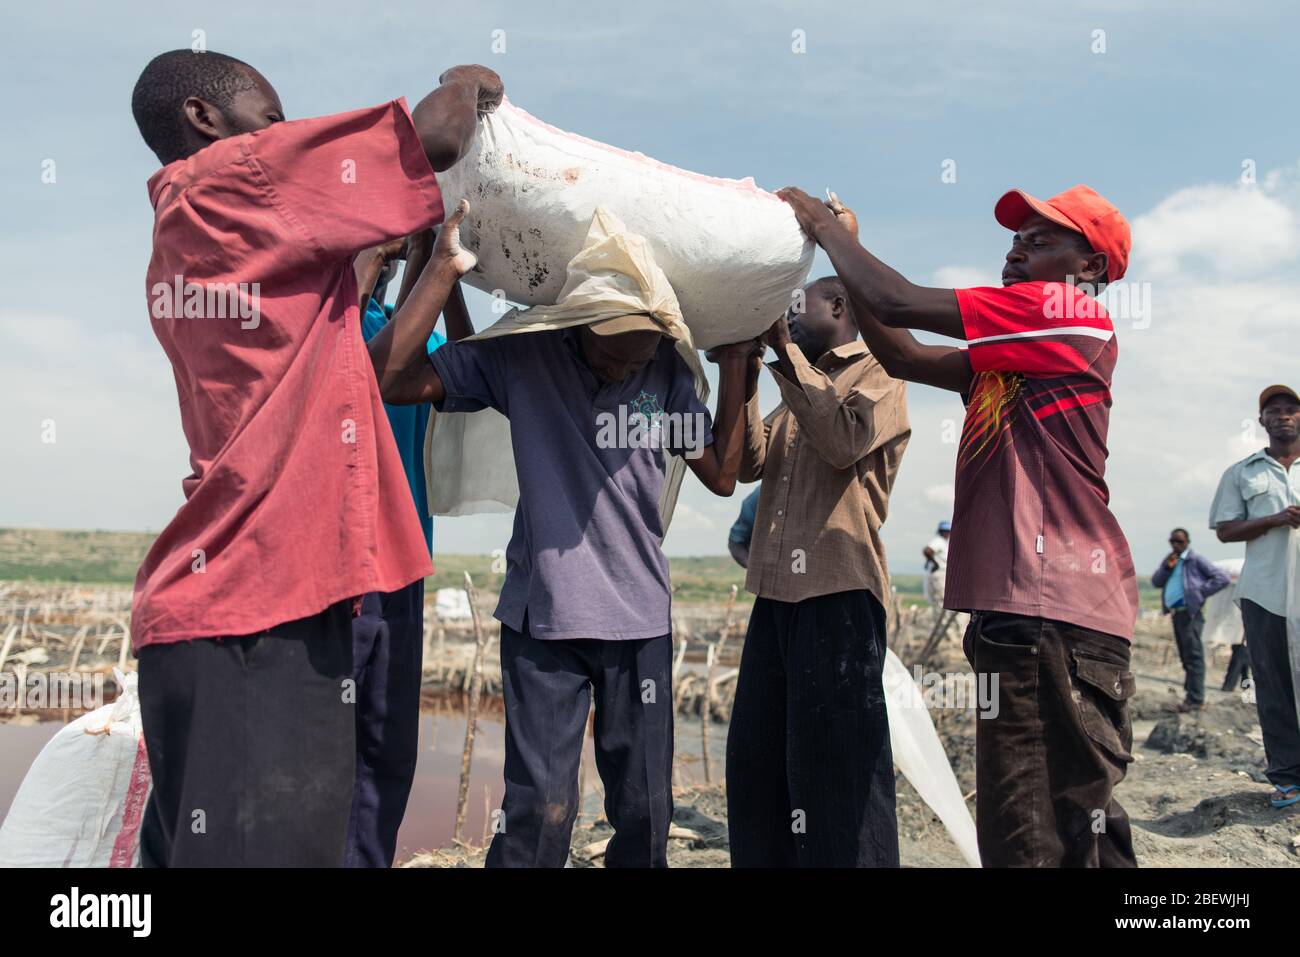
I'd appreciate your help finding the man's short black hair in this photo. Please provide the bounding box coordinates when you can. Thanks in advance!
[808,275,849,304]
[1170,527,1190,540]
[131,50,257,164]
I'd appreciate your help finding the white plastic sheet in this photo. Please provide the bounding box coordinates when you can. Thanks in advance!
[0,670,150,868]
[1201,558,1245,648]
[883,648,981,867]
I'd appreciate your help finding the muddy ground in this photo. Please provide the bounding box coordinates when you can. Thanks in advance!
[407,615,1300,868]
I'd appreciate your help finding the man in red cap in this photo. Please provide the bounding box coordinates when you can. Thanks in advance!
[779,183,1140,867]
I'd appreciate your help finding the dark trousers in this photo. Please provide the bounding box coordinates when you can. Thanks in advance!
[138,602,355,867]
[345,579,425,868]
[726,590,899,868]
[485,622,674,868]
[963,611,1137,868]
[1170,608,1206,704]
[1223,643,1252,691]
[1241,600,1300,789]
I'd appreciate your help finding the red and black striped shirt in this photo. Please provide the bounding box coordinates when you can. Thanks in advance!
[946,281,1138,641]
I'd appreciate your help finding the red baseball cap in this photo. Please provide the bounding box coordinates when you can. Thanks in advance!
[994,184,1131,282]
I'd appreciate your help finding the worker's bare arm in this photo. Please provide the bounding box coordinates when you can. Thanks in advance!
[370,201,477,405]
[688,340,764,496]
[1216,508,1300,543]
[776,188,973,393]
[778,187,966,340]
[353,237,406,311]
[412,65,503,171]
[392,229,434,313]
[441,282,476,342]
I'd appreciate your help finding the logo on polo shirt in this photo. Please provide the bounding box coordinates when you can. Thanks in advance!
[595,391,707,459]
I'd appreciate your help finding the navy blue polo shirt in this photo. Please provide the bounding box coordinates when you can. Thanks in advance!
[429,327,712,640]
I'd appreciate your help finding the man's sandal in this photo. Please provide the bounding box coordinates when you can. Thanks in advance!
[1270,786,1300,809]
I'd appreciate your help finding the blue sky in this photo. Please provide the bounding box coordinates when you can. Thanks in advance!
[2,0,1298,573]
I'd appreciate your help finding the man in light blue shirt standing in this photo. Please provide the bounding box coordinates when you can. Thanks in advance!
[1210,384,1300,808]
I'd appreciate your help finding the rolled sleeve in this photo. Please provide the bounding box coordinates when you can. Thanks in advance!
[245,99,443,261]
[1208,465,1246,528]
[428,338,509,415]
[768,343,897,471]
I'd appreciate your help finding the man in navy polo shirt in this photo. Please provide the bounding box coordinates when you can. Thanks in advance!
[369,201,755,866]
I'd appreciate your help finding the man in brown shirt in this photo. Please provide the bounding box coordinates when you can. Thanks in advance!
[726,276,910,867]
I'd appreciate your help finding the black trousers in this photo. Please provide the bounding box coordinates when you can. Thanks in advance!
[345,580,424,868]
[138,602,355,867]
[1171,608,1206,705]
[1223,644,1252,691]
[963,612,1136,867]
[485,622,674,868]
[726,590,899,868]
[1241,600,1300,789]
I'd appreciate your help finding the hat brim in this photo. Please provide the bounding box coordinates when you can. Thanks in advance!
[1259,385,1300,411]
[588,313,678,339]
[994,189,1082,236]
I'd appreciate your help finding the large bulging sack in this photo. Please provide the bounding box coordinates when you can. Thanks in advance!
[436,100,814,349]
[0,670,150,867]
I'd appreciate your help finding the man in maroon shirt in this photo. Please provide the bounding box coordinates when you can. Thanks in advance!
[129,49,500,866]
[779,184,1139,867]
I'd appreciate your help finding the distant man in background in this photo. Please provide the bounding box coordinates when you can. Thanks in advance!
[727,487,761,568]
[1151,528,1230,713]
[1211,385,1300,808]
[922,520,952,614]
[728,276,910,867]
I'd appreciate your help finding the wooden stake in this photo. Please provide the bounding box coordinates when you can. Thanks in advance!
[454,572,490,845]
[0,624,17,672]
[701,643,716,784]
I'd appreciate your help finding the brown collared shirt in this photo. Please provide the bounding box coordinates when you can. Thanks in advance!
[741,340,910,606]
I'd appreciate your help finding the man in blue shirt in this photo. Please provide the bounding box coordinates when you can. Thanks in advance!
[345,231,472,867]
[1152,527,1230,712]
[727,487,760,568]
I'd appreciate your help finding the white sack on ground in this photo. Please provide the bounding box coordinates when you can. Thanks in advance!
[0,670,150,867]
[883,648,981,867]
[435,99,814,350]
[1202,558,1245,648]
[426,208,707,531]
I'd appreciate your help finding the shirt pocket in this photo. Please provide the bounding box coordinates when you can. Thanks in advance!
[1241,473,1274,518]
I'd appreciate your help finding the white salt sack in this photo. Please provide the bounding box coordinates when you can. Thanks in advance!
[435,100,814,349]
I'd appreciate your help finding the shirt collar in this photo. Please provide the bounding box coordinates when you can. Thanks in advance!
[815,339,868,371]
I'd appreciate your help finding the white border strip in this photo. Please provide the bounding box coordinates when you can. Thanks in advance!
[968,325,1114,345]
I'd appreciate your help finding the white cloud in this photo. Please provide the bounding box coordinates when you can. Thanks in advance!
[932,266,995,289]
[923,483,955,506]
[1132,178,1298,279]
